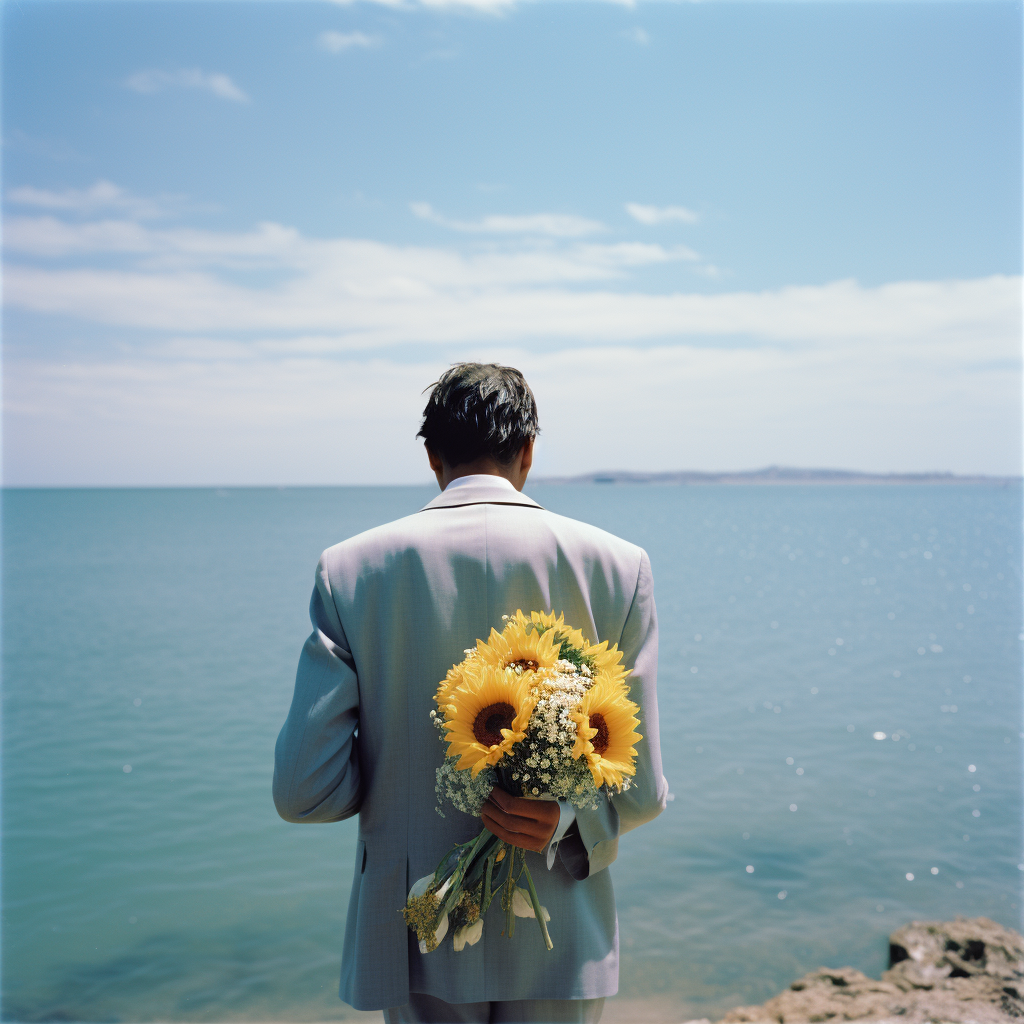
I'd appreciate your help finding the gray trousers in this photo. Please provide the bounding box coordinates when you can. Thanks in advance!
[384,993,605,1024]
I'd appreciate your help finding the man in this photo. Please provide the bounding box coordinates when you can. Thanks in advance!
[273,363,668,1024]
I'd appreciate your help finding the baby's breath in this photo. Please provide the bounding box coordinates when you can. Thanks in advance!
[435,759,494,817]
[493,663,602,809]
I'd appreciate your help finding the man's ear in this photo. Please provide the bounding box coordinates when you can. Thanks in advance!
[426,444,444,473]
[519,437,534,474]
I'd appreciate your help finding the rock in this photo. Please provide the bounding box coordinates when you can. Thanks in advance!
[885,916,1024,988]
[719,917,1024,1023]
[721,966,905,1022]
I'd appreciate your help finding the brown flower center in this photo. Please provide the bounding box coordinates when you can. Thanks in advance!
[474,702,516,747]
[506,659,539,672]
[589,712,610,756]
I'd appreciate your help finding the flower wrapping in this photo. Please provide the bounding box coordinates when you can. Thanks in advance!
[402,610,642,953]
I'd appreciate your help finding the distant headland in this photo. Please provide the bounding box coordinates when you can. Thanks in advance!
[536,466,1021,486]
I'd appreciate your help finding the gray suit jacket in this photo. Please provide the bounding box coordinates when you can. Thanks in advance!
[273,476,668,1011]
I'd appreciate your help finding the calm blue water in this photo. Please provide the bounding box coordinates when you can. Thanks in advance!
[3,484,1022,1022]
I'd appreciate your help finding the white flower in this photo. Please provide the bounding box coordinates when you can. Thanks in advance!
[452,918,483,951]
[409,874,434,899]
[512,886,550,921]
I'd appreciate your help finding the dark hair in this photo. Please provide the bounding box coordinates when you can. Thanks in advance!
[417,363,540,467]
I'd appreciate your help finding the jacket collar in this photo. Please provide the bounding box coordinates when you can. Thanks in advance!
[420,474,544,512]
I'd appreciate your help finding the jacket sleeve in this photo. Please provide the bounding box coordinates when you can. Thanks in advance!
[273,556,362,823]
[557,548,669,879]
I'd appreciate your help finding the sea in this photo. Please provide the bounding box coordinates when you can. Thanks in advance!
[2,484,1022,1022]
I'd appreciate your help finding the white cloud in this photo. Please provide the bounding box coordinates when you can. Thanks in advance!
[3,355,434,486]
[574,241,699,267]
[328,0,517,12]
[4,216,1016,352]
[626,202,699,225]
[124,69,249,103]
[3,203,1020,483]
[623,27,649,44]
[325,0,646,10]
[5,334,1020,486]
[3,216,156,256]
[411,201,605,237]
[6,180,174,219]
[2,215,683,283]
[2,214,1015,350]
[3,214,1018,352]
[319,30,378,51]
[527,341,1021,479]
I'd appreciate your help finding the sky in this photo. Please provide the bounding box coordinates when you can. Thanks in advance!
[2,0,1021,486]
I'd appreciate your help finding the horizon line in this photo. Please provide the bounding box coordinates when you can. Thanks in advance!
[3,465,1022,490]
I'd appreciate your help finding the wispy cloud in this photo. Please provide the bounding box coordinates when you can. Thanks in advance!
[623,27,649,44]
[6,331,1020,485]
[3,215,694,297]
[326,0,648,12]
[4,211,1016,355]
[8,261,1015,355]
[124,69,249,103]
[328,0,517,13]
[410,201,605,238]
[6,180,178,219]
[318,30,378,51]
[5,195,1020,483]
[626,202,699,225]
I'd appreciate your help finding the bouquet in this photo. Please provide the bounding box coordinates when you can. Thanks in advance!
[402,610,642,953]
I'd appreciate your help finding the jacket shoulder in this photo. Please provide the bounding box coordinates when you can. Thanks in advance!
[534,508,644,563]
[318,511,429,571]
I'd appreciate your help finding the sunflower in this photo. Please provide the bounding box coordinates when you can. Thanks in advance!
[526,610,589,660]
[434,663,465,710]
[516,609,628,687]
[570,678,642,790]
[443,662,538,777]
[582,639,630,691]
[474,619,561,676]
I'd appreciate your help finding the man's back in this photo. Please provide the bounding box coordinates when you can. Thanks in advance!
[274,476,667,1010]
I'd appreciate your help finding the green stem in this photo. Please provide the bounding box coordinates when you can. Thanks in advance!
[433,835,479,887]
[481,847,496,917]
[521,858,554,951]
[505,847,519,938]
[438,828,491,921]
[463,832,501,890]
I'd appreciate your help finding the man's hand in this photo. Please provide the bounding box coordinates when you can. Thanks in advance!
[481,787,560,853]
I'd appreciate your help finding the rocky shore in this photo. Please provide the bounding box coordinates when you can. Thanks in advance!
[343,916,1023,1023]
[715,917,1023,1023]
